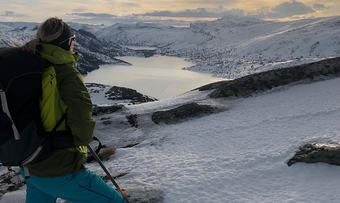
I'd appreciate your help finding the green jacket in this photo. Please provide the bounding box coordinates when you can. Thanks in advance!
[27,44,95,177]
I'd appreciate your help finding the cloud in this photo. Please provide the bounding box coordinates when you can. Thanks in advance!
[122,2,140,8]
[139,8,244,18]
[313,3,327,10]
[72,8,88,13]
[137,1,320,20]
[1,0,337,23]
[66,12,117,24]
[256,0,315,19]
[0,10,26,17]
[69,12,116,18]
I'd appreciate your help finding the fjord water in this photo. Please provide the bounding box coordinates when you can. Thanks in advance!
[84,55,223,100]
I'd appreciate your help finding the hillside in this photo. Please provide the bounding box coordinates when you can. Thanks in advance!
[2,53,340,203]
[2,16,340,77]
[97,16,340,78]
[0,22,130,73]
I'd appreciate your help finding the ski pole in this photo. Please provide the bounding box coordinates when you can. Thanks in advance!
[87,145,130,203]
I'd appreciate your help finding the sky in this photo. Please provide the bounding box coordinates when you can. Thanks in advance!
[0,0,339,24]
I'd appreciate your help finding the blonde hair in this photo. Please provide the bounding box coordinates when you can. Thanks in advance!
[22,17,71,53]
[36,17,65,43]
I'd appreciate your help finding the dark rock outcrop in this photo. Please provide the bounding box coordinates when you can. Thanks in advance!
[287,143,340,166]
[124,188,164,203]
[102,120,112,125]
[92,105,124,116]
[86,83,107,88]
[131,49,157,57]
[198,57,340,98]
[86,83,156,105]
[126,114,138,128]
[0,171,24,197]
[74,29,130,74]
[105,86,157,104]
[152,103,217,124]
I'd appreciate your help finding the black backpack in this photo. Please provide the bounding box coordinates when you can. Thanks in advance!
[0,47,74,167]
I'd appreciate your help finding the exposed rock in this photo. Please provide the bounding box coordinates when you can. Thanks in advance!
[0,171,24,198]
[287,143,340,166]
[122,143,140,148]
[131,49,157,57]
[105,86,157,104]
[92,104,124,116]
[100,117,111,121]
[152,103,217,124]
[74,29,131,74]
[102,120,112,125]
[86,83,110,95]
[87,146,116,163]
[124,187,164,203]
[86,83,156,105]
[198,57,340,98]
[126,114,138,128]
[86,83,107,89]
[75,51,104,73]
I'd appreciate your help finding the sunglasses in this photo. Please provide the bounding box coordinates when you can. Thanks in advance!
[58,35,76,46]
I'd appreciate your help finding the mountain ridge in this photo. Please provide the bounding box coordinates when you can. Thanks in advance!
[0,21,131,74]
[97,15,340,78]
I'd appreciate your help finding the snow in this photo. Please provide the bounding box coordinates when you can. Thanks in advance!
[0,22,36,47]
[89,76,340,203]
[125,46,157,51]
[2,16,340,202]
[3,73,340,202]
[97,16,340,78]
[2,16,340,78]
[86,83,128,106]
[0,21,127,71]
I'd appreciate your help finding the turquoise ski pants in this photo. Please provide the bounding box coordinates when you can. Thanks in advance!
[23,169,124,203]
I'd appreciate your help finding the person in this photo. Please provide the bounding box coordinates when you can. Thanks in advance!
[20,17,124,203]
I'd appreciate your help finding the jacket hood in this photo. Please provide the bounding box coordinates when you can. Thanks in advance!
[39,43,78,65]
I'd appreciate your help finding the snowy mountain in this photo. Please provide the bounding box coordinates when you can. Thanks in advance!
[0,22,36,47]
[3,16,339,77]
[2,54,340,203]
[97,15,340,78]
[2,16,340,202]
[0,22,131,73]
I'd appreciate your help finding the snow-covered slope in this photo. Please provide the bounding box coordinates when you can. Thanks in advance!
[2,59,340,202]
[3,16,340,78]
[85,77,340,203]
[0,22,36,47]
[97,16,340,78]
[97,22,208,52]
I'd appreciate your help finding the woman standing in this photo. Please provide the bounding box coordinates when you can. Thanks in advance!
[21,17,124,203]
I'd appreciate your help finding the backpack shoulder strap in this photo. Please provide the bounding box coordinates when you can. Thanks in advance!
[0,87,20,140]
[51,113,67,133]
